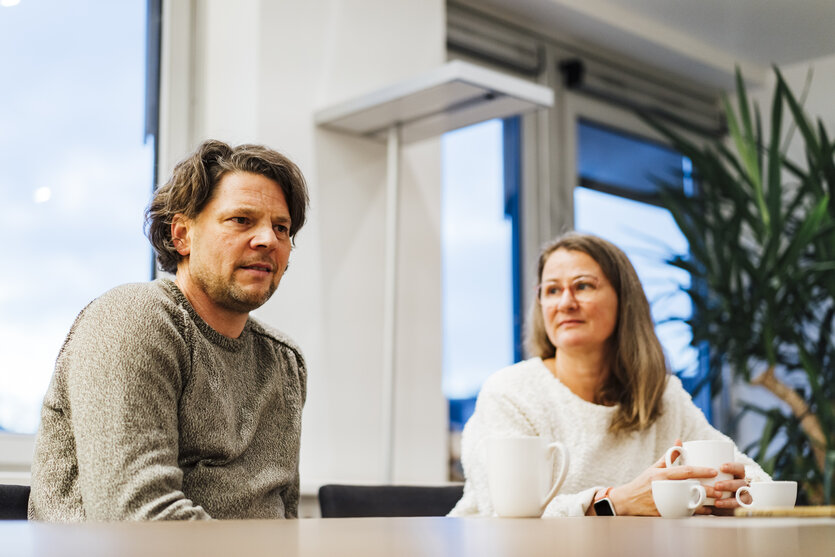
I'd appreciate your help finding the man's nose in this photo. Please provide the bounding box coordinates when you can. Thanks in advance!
[251,222,278,249]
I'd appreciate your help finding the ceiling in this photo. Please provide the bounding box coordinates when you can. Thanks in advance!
[461,0,835,89]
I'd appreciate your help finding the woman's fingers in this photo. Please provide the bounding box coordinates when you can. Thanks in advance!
[664,466,718,481]
[714,479,747,493]
[713,496,739,509]
[710,495,740,515]
[721,462,746,479]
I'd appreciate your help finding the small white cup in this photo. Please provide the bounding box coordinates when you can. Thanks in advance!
[664,440,734,504]
[735,481,797,509]
[487,436,569,517]
[652,479,707,518]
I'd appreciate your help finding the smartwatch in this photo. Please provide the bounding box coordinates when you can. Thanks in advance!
[593,487,617,516]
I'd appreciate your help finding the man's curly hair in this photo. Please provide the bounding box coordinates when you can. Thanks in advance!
[145,140,309,274]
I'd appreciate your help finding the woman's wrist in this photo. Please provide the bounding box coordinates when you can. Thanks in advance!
[607,485,630,516]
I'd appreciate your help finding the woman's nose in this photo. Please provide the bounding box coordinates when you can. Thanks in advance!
[556,287,578,309]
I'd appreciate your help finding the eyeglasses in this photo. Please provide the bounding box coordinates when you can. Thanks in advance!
[536,279,601,307]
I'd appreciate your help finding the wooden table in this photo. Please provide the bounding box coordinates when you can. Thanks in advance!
[2,516,834,557]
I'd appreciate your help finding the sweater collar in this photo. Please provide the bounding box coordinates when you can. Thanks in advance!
[157,278,251,351]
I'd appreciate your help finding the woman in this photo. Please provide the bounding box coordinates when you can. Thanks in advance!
[449,232,769,517]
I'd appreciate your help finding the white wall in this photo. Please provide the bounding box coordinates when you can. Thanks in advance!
[160,0,448,487]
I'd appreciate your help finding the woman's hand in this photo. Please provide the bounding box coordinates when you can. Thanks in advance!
[607,441,718,516]
[708,462,748,515]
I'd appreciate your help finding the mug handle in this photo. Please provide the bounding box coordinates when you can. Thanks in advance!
[689,484,707,510]
[664,446,685,468]
[541,442,570,512]
[735,486,753,508]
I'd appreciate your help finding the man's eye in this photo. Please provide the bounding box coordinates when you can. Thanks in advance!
[231,217,249,225]
[274,224,289,235]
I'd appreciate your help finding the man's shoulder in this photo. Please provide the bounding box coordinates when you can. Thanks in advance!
[83,279,179,318]
[70,280,186,344]
[247,318,305,363]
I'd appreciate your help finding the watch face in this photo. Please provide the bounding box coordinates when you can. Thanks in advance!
[594,498,615,516]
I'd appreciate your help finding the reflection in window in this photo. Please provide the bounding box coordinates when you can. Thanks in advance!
[575,188,697,373]
[0,0,154,434]
[574,120,710,419]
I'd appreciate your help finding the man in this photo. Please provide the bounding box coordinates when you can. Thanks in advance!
[28,140,310,521]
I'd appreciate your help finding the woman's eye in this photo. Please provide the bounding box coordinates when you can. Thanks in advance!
[546,286,561,296]
[274,225,289,235]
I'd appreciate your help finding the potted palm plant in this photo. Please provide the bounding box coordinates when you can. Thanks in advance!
[644,68,835,504]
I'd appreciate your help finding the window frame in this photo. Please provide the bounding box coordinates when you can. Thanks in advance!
[553,90,708,216]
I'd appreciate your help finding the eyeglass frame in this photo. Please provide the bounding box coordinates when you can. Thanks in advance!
[535,276,606,308]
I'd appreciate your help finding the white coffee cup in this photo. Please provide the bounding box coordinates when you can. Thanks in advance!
[487,436,569,517]
[735,481,797,509]
[652,479,707,518]
[664,440,734,504]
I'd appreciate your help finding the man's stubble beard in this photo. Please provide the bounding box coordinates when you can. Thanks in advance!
[193,265,282,314]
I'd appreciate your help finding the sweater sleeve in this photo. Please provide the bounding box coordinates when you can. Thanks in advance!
[63,291,211,520]
[671,378,771,482]
[542,487,599,517]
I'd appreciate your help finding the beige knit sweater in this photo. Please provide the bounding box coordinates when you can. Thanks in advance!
[28,279,306,521]
[449,358,769,517]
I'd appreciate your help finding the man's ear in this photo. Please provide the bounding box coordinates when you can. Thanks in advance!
[171,214,192,256]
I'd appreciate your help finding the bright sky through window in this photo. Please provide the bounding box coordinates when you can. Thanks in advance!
[0,0,153,434]
[441,120,514,400]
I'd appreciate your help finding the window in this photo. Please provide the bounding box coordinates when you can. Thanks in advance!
[441,118,523,479]
[573,118,710,417]
[0,0,157,446]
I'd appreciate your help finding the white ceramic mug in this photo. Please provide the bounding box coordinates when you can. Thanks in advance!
[735,481,797,509]
[664,440,734,504]
[487,436,569,517]
[652,479,707,518]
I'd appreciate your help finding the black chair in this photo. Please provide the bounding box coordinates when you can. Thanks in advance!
[318,484,464,518]
[0,484,30,520]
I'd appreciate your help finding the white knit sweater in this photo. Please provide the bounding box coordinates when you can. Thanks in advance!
[449,358,769,517]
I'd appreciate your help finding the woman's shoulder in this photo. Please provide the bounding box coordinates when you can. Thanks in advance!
[657,373,706,424]
[660,374,689,400]
[481,358,551,394]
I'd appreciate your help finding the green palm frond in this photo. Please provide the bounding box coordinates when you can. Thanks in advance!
[641,66,835,503]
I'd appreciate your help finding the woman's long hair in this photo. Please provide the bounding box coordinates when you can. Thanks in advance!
[525,232,668,434]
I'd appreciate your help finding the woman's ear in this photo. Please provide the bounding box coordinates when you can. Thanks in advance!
[171,214,191,256]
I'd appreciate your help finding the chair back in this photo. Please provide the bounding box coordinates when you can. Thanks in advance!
[318,484,463,518]
[0,484,30,520]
